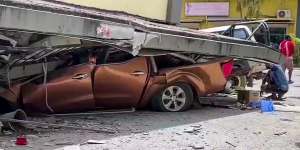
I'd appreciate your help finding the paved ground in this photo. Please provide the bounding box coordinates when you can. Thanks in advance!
[1,70,300,150]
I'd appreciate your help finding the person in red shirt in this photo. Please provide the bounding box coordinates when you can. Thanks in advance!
[279,35,295,84]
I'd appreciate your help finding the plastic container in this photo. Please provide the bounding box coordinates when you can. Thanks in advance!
[260,100,274,112]
[249,101,261,109]
[15,135,28,146]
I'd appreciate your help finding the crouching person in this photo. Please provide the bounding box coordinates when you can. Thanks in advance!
[261,64,289,101]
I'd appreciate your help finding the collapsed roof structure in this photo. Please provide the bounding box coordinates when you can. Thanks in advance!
[0,0,284,82]
[0,0,284,60]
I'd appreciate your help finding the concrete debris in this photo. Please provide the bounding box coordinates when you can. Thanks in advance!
[190,124,202,128]
[55,141,74,146]
[0,109,28,132]
[225,141,237,147]
[85,140,106,145]
[184,125,203,135]
[280,118,293,122]
[287,103,296,106]
[184,128,201,134]
[253,131,262,135]
[142,132,149,135]
[274,131,287,136]
[189,144,205,149]
[0,117,116,134]
[131,130,143,134]
[43,142,53,146]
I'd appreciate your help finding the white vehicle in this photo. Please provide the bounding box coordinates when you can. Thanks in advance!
[200,24,268,89]
[200,25,256,42]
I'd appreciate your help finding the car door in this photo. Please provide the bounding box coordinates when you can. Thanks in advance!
[22,63,95,113]
[93,51,149,108]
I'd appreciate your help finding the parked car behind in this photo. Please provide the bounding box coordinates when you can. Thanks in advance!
[0,47,231,114]
[200,25,267,89]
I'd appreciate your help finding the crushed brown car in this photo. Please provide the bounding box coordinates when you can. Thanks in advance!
[0,47,231,114]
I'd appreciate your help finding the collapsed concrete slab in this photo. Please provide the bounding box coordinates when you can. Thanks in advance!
[0,0,283,64]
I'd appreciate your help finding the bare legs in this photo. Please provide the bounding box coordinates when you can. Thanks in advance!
[288,68,293,83]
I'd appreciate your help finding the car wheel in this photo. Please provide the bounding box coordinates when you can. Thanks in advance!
[224,75,248,94]
[152,83,193,112]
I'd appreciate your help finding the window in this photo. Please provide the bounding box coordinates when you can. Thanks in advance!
[214,28,248,40]
[233,29,248,40]
[154,54,194,69]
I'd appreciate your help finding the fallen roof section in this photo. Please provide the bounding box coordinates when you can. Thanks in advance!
[0,0,284,63]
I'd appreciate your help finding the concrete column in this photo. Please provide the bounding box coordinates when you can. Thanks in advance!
[296,0,300,37]
[166,0,182,25]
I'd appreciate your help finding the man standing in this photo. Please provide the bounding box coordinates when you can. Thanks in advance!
[279,35,295,84]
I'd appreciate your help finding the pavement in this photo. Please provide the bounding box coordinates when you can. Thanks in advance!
[1,70,300,150]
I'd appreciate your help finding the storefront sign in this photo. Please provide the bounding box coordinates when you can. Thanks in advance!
[185,2,229,17]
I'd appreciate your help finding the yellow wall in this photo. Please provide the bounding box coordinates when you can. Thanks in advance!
[181,0,298,34]
[64,0,169,20]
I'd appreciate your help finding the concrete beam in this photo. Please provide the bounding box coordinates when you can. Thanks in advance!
[296,0,300,37]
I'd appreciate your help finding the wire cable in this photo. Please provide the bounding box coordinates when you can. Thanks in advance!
[42,57,54,113]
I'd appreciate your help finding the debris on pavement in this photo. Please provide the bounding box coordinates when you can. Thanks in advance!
[253,131,262,135]
[55,141,74,146]
[280,118,294,122]
[0,109,27,132]
[84,140,106,145]
[274,131,287,136]
[184,126,202,135]
[0,116,116,134]
[189,144,205,149]
[225,141,237,147]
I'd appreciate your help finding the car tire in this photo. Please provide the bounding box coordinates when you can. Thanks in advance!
[224,75,248,94]
[152,83,194,112]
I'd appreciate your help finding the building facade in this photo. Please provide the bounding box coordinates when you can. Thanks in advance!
[181,0,298,35]
[63,0,182,24]
[181,0,300,65]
